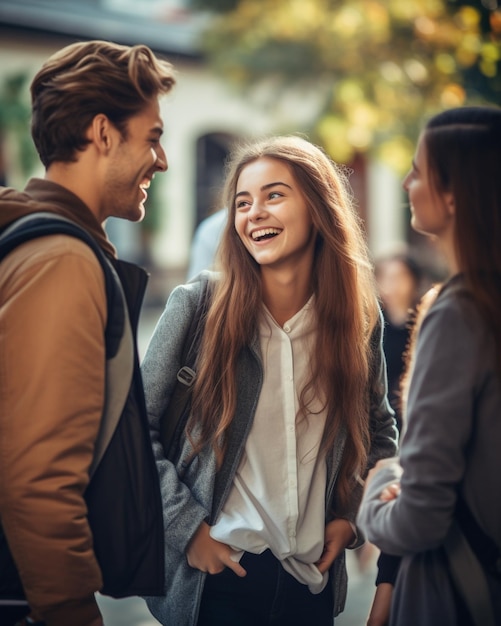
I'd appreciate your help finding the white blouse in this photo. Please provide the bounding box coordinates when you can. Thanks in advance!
[210,297,329,593]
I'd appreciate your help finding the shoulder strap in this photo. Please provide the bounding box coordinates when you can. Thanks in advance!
[160,276,212,458]
[444,520,496,626]
[0,212,134,476]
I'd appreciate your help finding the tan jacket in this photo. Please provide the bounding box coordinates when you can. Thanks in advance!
[0,179,115,626]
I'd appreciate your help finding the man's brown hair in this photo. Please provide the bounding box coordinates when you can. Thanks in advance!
[30,40,176,167]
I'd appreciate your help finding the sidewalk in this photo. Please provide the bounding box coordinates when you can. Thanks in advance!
[336,548,378,626]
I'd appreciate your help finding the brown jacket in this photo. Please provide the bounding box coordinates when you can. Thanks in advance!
[0,179,117,626]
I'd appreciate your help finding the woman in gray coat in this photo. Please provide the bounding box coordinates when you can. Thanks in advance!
[358,106,501,626]
[142,135,397,626]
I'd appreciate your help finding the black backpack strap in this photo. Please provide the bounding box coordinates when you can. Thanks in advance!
[456,494,501,579]
[0,212,134,475]
[0,213,124,357]
[160,275,212,458]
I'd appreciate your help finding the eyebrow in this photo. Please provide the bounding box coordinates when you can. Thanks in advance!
[234,181,293,201]
[149,126,164,137]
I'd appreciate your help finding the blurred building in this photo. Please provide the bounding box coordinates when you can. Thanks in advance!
[0,0,407,293]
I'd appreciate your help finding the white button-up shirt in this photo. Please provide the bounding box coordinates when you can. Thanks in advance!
[210,297,329,593]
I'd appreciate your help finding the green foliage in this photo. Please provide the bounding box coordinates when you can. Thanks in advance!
[0,73,38,182]
[196,0,501,171]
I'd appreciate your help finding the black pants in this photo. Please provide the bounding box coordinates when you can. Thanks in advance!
[0,604,31,626]
[197,550,334,626]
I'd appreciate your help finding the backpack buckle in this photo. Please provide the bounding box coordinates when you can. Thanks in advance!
[177,366,196,387]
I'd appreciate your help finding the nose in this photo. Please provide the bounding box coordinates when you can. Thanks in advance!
[402,170,411,191]
[154,145,168,172]
[247,198,266,221]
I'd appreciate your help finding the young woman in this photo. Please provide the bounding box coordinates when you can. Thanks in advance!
[142,135,397,626]
[358,106,501,626]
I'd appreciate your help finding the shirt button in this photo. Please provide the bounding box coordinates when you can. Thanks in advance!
[283,324,291,333]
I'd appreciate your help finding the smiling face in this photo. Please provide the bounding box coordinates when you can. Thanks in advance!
[402,133,454,239]
[234,157,316,274]
[103,97,167,222]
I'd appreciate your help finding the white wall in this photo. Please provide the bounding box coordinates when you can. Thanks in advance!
[367,159,406,258]
[0,35,406,272]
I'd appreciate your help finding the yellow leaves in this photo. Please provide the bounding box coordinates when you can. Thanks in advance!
[456,33,482,67]
[331,5,364,37]
[376,135,415,175]
[439,83,466,107]
[202,0,501,169]
[380,61,405,83]
[480,42,500,77]
[491,10,501,36]
[404,59,429,85]
[389,0,445,23]
[329,1,390,43]
[320,82,377,162]
[375,56,429,90]
[336,79,365,104]
[435,53,456,74]
[317,115,355,163]
[414,16,437,37]
[456,5,481,29]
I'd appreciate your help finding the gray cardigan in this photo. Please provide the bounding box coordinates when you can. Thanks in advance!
[357,276,501,625]
[142,271,397,626]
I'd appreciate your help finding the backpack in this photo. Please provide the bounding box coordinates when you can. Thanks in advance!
[0,212,163,602]
[160,273,212,459]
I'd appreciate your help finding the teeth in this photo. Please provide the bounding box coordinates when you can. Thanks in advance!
[140,180,151,189]
[252,228,281,241]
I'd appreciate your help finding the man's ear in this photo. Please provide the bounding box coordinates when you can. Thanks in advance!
[87,114,113,153]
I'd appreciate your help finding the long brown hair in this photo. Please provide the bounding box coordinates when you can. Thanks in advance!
[189,135,380,509]
[423,106,501,374]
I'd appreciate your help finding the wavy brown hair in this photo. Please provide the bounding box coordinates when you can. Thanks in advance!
[423,106,501,375]
[30,40,176,167]
[189,135,380,509]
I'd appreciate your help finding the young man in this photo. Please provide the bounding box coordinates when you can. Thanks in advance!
[0,40,176,626]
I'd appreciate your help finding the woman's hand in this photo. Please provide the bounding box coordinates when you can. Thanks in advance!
[366,582,394,626]
[315,518,356,574]
[186,521,247,577]
[380,482,401,502]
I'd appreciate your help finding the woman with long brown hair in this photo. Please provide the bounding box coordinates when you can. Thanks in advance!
[358,106,501,626]
[142,135,397,626]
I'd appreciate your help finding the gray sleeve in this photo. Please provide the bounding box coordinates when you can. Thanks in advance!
[335,310,399,530]
[141,279,209,552]
[357,294,482,555]
[366,309,400,470]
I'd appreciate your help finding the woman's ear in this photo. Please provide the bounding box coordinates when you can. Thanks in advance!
[444,191,456,217]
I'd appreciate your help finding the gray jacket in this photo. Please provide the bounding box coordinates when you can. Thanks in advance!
[142,271,397,626]
[357,276,501,625]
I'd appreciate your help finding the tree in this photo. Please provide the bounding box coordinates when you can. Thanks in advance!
[190,0,501,171]
[0,73,38,186]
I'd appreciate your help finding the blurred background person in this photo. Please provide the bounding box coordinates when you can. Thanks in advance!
[374,252,424,431]
[187,207,227,280]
